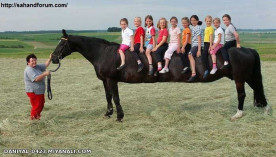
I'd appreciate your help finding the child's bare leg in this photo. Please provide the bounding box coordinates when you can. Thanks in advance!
[210,54,217,74]
[119,50,125,66]
[188,54,196,76]
[164,58,169,69]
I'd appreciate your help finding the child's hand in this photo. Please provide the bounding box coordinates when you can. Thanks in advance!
[130,47,134,52]
[176,47,180,53]
[139,47,144,53]
[152,47,157,52]
[196,50,201,57]
[237,44,241,48]
[181,47,185,53]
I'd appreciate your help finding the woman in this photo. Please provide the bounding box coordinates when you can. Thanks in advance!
[24,53,52,120]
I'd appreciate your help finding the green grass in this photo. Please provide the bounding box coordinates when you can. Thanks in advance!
[0,58,275,156]
[0,31,275,61]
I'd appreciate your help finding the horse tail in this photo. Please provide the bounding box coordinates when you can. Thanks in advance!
[251,49,267,107]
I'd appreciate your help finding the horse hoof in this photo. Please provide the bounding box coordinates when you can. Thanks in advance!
[116,119,123,122]
[230,110,243,121]
[264,105,271,115]
[103,115,111,119]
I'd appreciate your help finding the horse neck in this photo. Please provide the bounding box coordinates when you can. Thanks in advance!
[69,36,102,65]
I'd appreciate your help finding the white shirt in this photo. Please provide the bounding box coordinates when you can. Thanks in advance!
[169,26,181,43]
[121,27,133,46]
[214,27,224,45]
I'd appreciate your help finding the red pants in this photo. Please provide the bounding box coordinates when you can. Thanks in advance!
[26,92,45,120]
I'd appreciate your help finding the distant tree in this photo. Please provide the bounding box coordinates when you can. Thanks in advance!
[107,27,121,32]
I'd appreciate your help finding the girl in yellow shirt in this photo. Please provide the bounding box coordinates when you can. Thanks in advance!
[202,15,214,79]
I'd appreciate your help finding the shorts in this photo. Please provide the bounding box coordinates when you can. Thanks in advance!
[146,44,153,50]
[210,44,223,55]
[189,46,199,57]
[118,44,129,53]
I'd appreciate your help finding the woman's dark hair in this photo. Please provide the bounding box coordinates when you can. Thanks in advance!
[145,15,154,27]
[26,53,37,64]
[190,15,202,25]
[120,18,128,25]
[170,16,178,23]
[222,14,231,21]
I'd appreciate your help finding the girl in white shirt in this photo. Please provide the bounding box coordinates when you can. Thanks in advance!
[210,18,224,74]
[117,18,134,70]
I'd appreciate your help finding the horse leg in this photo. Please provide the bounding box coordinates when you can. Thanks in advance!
[103,80,113,117]
[107,79,124,122]
[231,81,246,121]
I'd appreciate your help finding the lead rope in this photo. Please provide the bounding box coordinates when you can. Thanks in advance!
[47,62,61,100]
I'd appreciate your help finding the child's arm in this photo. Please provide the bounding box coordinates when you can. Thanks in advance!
[152,36,167,52]
[152,36,156,48]
[197,35,201,57]
[130,35,134,51]
[234,32,241,48]
[139,35,144,52]
[181,34,189,53]
[177,33,181,53]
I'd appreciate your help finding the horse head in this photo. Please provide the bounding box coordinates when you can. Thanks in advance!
[52,29,72,64]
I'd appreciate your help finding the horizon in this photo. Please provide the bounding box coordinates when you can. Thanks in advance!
[1,0,276,31]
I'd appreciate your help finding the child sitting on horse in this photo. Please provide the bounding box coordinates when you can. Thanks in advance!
[210,17,224,74]
[159,16,181,73]
[152,17,169,72]
[144,15,156,75]
[117,18,134,70]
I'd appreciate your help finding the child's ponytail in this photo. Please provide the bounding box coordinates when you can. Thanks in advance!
[198,21,202,25]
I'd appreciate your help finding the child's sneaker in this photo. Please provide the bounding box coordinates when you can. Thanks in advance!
[181,67,190,74]
[210,68,217,74]
[137,63,144,72]
[159,68,169,73]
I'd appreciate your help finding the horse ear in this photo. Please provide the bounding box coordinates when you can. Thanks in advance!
[62,29,68,38]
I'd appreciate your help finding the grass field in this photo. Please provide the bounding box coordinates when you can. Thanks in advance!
[0,58,275,156]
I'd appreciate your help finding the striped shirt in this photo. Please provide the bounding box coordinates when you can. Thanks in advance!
[191,25,204,47]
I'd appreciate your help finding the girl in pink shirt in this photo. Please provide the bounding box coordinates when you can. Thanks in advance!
[152,17,169,72]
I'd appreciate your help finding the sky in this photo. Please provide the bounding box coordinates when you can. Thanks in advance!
[0,0,276,32]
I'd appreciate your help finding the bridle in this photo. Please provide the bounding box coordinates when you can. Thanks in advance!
[47,37,72,100]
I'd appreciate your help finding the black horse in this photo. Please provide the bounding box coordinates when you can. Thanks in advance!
[52,30,269,121]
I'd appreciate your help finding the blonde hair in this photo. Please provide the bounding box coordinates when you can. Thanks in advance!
[205,15,212,21]
[213,17,221,23]
[157,17,168,29]
[134,17,142,22]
